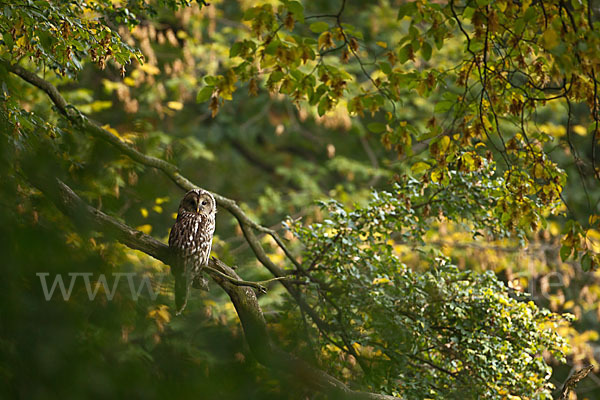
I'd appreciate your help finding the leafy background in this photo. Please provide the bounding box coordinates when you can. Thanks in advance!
[1,0,600,398]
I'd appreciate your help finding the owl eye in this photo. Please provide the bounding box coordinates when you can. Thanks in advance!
[201,200,208,205]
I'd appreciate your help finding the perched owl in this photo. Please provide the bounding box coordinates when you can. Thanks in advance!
[168,189,216,314]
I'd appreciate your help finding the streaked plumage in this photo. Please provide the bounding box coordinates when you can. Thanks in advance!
[168,189,216,314]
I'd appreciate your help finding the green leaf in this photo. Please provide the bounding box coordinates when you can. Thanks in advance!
[265,39,280,55]
[421,41,432,61]
[434,101,453,114]
[230,42,243,57]
[581,253,592,271]
[309,22,329,33]
[3,32,13,51]
[397,2,416,20]
[560,244,572,262]
[287,1,304,22]
[379,62,392,75]
[398,44,412,64]
[411,161,430,174]
[317,97,327,116]
[243,7,259,20]
[367,122,386,133]
[196,86,213,103]
[269,70,284,83]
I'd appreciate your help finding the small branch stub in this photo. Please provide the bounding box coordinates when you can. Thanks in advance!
[558,365,594,400]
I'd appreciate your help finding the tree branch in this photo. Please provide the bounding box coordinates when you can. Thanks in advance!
[0,58,297,251]
[204,262,289,293]
[558,365,594,400]
[25,172,394,400]
[1,58,315,325]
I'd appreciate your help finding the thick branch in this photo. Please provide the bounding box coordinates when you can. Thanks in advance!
[0,59,296,254]
[1,58,312,322]
[27,174,394,400]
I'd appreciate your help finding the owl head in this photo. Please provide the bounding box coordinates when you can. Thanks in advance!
[178,189,216,217]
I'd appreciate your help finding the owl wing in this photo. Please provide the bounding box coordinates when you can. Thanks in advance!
[168,218,195,314]
[194,214,215,266]
[190,215,215,290]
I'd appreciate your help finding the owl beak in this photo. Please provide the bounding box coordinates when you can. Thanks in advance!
[196,203,200,214]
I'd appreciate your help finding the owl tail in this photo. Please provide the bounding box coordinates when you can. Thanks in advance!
[174,271,190,315]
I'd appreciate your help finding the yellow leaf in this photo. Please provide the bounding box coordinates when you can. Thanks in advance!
[152,205,163,214]
[167,101,183,110]
[155,197,170,205]
[266,252,285,265]
[573,124,587,136]
[542,28,559,49]
[318,31,334,50]
[140,208,149,218]
[139,63,160,75]
[586,229,600,253]
[540,123,566,137]
[102,124,119,136]
[587,330,600,341]
[481,115,493,131]
[376,41,387,48]
[588,229,600,240]
[123,77,135,86]
[137,224,152,234]
[16,36,28,47]
[438,135,450,152]
[148,305,171,332]
[549,221,561,236]
[220,90,233,101]
[411,161,430,174]
[65,232,82,247]
[534,163,544,179]
[157,307,171,323]
[101,124,133,144]
[563,300,574,309]
[372,277,391,285]
[463,152,474,165]
[83,100,112,113]
[171,213,178,220]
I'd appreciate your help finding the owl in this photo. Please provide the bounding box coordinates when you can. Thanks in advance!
[168,189,216,314]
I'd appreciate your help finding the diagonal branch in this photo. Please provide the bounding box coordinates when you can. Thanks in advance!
[0,58,298,260]
[1,58,314,317]
[25,171,395,400]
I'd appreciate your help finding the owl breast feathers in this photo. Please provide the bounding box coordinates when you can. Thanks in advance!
[168,189,216,314]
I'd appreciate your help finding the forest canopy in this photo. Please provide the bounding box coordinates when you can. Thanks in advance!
[1,0,600,399]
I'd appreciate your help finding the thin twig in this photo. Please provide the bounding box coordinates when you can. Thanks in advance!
[204,263,289,293]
